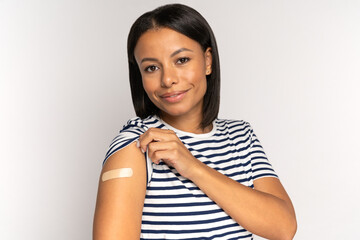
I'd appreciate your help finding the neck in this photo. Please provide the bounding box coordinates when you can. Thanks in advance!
[159,111,212,134]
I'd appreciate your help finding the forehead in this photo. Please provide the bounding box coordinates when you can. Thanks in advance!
[134,28,202,59]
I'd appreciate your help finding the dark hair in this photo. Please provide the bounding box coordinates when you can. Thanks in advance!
[127,3,220,129]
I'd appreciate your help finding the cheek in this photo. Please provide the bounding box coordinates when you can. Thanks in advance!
[183,63,206,83]
[195,67,208,96]
[142,77,158,99]
[187,64,207,90]
[199,77,207,96]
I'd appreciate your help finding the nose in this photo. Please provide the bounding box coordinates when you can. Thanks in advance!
[161,66,178,88]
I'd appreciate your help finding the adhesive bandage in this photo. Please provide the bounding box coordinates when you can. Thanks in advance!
[101,168,133,182]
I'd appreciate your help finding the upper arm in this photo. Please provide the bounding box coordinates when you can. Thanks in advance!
[93,142,147,240]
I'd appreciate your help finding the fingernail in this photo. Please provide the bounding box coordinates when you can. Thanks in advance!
[141,148,145,154]
[136,139,140,148]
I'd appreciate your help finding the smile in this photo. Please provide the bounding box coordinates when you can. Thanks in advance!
[160,90,189,103]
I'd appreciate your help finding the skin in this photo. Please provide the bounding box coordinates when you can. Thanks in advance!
[93,28,297,240]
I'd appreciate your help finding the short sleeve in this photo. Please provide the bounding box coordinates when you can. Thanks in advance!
[103,117,153,184]
[247,123,278,180]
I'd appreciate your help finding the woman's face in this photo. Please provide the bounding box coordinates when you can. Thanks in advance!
[134,27,212,120]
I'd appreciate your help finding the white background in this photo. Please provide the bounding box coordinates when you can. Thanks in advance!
[1,0,359,239]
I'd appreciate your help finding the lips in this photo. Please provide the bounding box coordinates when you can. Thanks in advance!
[160,89,189,103]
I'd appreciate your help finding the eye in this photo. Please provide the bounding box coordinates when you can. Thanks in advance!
[144,65,159,73]
[176,57,190,65]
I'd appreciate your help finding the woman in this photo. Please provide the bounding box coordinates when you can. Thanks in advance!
[94,4,297,240]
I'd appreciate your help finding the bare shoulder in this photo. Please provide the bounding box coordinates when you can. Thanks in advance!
[93,141,147,239]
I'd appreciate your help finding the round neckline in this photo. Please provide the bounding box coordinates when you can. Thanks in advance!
[154,115,217,138]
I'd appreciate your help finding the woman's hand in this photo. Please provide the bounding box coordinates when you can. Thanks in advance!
[137,128,201,179]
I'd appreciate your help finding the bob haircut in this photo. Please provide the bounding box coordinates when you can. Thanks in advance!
[127,3,220,129]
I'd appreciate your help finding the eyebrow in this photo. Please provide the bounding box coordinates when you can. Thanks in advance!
[140,48,193,64]
[170,48,193,57]
[140,57,158,64]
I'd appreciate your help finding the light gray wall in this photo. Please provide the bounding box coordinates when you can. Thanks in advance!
[1,0,359,239]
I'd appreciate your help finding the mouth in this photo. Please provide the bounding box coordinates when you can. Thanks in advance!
[160,89,190,103]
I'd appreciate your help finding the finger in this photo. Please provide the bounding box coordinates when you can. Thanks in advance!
[147,141,167,155]
[147,140,178,159]
[138,128,176,152]
[149,148,177,168]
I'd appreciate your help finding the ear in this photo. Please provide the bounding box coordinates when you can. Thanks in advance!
[205,47,213,75]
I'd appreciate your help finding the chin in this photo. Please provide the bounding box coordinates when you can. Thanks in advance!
[159,106,191,117]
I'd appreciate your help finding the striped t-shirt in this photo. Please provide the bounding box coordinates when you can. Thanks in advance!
[104,115,278,239]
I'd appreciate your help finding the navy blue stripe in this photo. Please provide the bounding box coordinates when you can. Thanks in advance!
[252,161,272,168]
[252,143,264,148]
[145,193,206,199]
[143,201,215,208]
[145,152,149,184]
[120,128,143,135]
[147,185,186,191]
[179,135,193,141]
[251,156,268,161]
[251,149,266,155]
[228,121,247,129]
[254,173,278,179]
[142,216,231,225]
[253,167,276,172]
[140,232,252,240]
[215,124,227,132]
[209,229,251,240]
[141,223,239,234]
[225,169,252,178]
[152,168,173,173]
[234,177,253,184]
[142,208,223,216]
[229,233,253,240]
[252,161,271,167]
